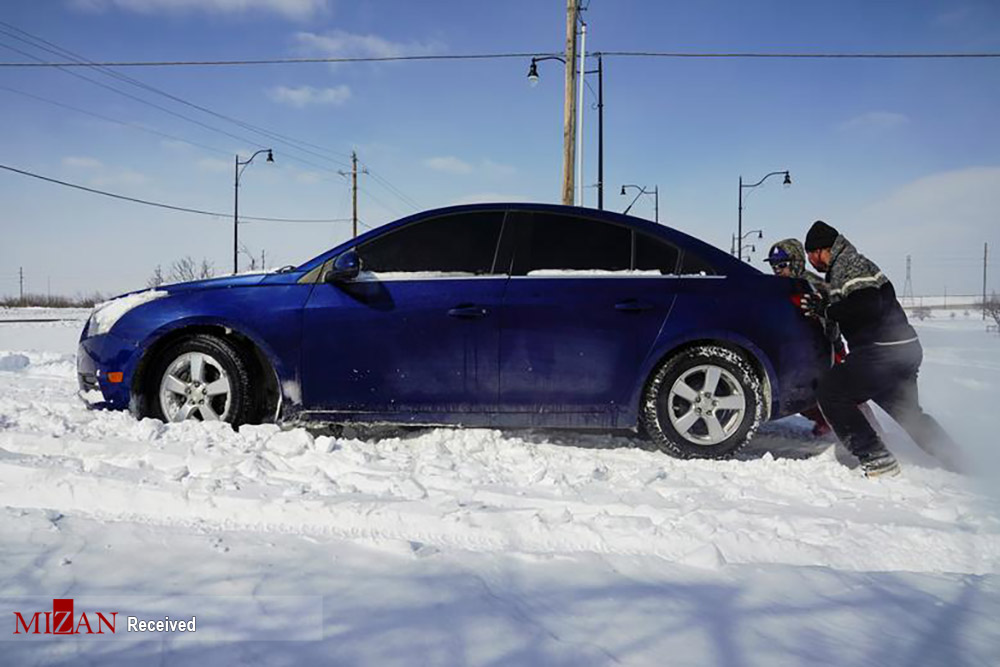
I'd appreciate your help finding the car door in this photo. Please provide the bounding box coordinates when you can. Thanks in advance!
[300,210,508,418]
[497,211,679,424]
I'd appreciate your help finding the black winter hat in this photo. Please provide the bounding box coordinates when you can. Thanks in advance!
[805,220,839,252]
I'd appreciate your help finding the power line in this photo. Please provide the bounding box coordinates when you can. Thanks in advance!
[1,81,421,218]
[364,167,422,212]
[601,51,1000,59]
[0,21,422,212]
[0,163,350,223]
[358,184,405,219]
[0,52,557,68]
[0,24,352,171]
[0,84,232,156]
[0,39,275,154]
[0,51,998,68]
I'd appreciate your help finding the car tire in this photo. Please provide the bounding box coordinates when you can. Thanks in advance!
[639,345,764,459]
[148,334,255,426]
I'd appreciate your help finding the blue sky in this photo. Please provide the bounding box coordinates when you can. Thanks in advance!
[1,0,998,298]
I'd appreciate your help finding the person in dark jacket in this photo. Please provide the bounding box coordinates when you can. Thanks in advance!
[802,220,962,477]
[765,238,879,438]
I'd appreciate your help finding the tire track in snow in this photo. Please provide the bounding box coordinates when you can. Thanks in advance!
[2,347,999,576]
[0,435,997,576]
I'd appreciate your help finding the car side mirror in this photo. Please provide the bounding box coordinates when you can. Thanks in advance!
[325,250,362,283]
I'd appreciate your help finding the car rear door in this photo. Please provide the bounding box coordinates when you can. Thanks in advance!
[300,210,507,418]
[497,211,679,424]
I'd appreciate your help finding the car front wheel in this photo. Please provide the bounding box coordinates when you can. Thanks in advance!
[149,334,254,426]
[640,345,764,459]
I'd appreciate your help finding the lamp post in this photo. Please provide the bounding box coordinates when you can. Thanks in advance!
[234,149,273,274]
[620,184,658,222]
[529,52,604,209]
[732,229,764,259]
[737,170,790,260]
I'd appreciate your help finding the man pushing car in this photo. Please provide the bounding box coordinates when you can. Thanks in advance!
[800,220,962,477]
[765,237,879,439]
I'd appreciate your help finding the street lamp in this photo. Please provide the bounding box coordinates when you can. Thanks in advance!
[528,53,604,209]
[621,184,659,223]
[737,170,790,260]
[234,149,273,274]
[731,229,764,257]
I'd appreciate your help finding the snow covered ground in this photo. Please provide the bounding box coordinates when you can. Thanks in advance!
[1,307,998,665]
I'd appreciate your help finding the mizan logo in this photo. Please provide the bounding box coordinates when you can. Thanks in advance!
[13,599,117,635]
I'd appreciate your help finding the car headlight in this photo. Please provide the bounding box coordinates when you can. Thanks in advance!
[89,289,168,336]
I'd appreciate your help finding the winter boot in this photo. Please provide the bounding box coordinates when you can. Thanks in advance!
[859,449,900,478]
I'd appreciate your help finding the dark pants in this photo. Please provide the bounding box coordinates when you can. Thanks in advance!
[816,340,961,470]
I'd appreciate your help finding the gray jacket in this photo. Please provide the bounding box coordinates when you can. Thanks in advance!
[825,235,916,348]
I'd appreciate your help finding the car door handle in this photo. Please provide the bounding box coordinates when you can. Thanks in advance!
[614,300,654,312]
[448,305,489,319]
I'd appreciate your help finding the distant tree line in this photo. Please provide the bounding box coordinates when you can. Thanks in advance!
[0,292,106,308]
[985,292,1000,331]
[0,256,217,308]
[147,256,216,288]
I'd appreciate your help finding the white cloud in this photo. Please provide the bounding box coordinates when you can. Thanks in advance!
[849,166,1000,293]
[838,111,910,133]
[267,85,352,108]
[62,156,103,169]
[483,159,517,177]
[423,157,517,177]
[196,158,232,174]
[89,169,149,188]
[424,156,474,175]
[62,156,148,188]
[70,0,328,20]
[295,170,323,185]
[934,7,973,27]
[160,139,196,152]
[858,167,1000,240]
[294,29,444,60]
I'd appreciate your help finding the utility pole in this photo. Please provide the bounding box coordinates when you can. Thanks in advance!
[985,242,989,320]
[596,53,603,210]
[352,151,359,238]
[561,0,579,206]
[575,20,586,207]
[261,250,266,271]
[19,266,24,302]
[902,255,914,305]
[340,151,368,238]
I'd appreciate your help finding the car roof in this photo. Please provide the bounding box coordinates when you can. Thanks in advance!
[298,202,756,276]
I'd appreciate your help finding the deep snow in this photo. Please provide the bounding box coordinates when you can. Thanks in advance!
[0,307,998,665]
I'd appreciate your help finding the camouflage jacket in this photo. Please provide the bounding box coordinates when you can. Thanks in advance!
[771,238,840,346]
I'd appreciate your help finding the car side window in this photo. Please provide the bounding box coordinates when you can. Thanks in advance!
[515,213,631,274]
[635,233,681,275]
[359,211,505,275]
[679,251,716,276]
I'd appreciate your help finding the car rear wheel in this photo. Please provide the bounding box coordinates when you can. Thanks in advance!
[640,345,764,459]
[149,334,254,426]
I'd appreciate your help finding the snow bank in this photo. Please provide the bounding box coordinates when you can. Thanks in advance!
[1,308,998,664]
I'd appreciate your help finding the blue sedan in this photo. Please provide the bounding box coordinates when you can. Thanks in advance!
[78,203,830,459]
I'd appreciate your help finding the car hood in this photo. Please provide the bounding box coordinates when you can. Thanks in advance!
[158,273,269,294]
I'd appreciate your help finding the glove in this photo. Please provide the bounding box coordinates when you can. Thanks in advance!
[800,291,829,319]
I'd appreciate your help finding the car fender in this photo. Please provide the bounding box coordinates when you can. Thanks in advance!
[625,328,779,425]
[128,315,297,418]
